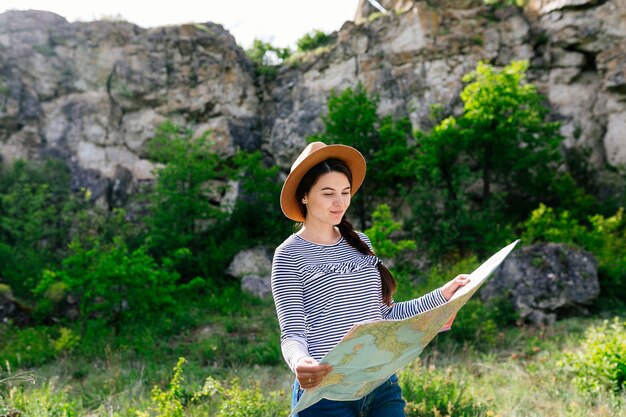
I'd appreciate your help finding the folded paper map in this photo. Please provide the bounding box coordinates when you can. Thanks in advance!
[291,239,520,415]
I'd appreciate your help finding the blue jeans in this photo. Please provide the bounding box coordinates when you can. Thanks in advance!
[291,374,406,417]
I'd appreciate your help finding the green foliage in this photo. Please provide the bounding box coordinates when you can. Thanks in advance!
[400,360,489,417]
[296,30,333,53]
[448,297,518,348]
[195,287,281,367]
[146,122,233,265]
[565,318,626,394]
[312,83,414,228]
[137,357,186,417]
[245,39,291,78]
[460,60,563,214]
[412,60,565,258]
[484,0,528,6]
[146,121,290,283]
[1,382,79,417]
[136,357,286,417]
[35,211,181,335]
[0,158,76,300]
[0,325,79,367]
[195,376,285,417]
[522,204,626,292]
[225,151,292,248]
[364,203,416,259]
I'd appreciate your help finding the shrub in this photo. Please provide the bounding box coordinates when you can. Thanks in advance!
[565,318,626,394]
[136,357,287,417]
[400,360,489,417]
[0,381,79,417]
[0,158,76,301]
[35,229,181,335]
[522,204,626,293]
[0,326,70,367]
[364,203,416,260]
[194,376,286,417]
[411,60,566,259]
[296,30,333,53]
[146,121,290,283]
[245,39,291,78]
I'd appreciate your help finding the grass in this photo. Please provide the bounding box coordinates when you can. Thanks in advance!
[1,292,625,416]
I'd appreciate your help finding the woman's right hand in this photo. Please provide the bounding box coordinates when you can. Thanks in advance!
[295,357,333,389]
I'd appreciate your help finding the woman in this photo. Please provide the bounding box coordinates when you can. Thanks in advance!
[271,141,470,416]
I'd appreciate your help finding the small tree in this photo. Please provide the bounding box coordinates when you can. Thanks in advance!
[364,204,416,260]
[146,121,236,279]
[312,83,414,229]
[411,60,565,257]
[146,121,291,282]
[460,60,563,217]
[0,158,76,300]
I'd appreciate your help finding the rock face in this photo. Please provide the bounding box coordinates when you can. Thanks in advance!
[226,246,274,298]
[480,243,600,325]
[0,10,258,208]
[1,1,625,210]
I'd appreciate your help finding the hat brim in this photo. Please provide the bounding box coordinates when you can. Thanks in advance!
[280,144,366,222]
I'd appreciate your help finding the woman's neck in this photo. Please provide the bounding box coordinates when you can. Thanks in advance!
[297,224,341,245]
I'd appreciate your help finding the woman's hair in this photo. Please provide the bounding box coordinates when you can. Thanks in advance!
[296,158,397,306]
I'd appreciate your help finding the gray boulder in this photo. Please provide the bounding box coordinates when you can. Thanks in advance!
[226,246,274,298]
[480,243,600,325]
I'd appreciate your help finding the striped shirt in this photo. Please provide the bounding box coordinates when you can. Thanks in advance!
[270,232,447,373]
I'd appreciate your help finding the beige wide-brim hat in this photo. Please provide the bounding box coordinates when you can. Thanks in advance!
[280,141,366,222]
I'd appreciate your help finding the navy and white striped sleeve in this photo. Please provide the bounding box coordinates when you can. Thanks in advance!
[357,231,448,320]
[270,246,309,373]
[380,288,448,320]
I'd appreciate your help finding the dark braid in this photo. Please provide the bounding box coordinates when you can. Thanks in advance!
[337,217,397,306]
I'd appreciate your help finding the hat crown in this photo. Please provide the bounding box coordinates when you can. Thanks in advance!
[291,142,326,173]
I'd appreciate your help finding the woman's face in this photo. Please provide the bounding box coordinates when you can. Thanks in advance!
[303,171,351,227]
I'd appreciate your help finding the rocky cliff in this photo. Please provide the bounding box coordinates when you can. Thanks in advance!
[0,0,625,208]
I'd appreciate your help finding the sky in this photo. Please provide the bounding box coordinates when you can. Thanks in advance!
[0,0,360,49]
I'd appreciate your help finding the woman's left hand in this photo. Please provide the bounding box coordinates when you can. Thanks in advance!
[441,274,470,301]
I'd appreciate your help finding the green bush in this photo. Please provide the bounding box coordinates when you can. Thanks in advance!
[364,203,416,260]
[296,30,333,52]
[35,225,182,335]
[194,376,286,417]
[0,158,77,301]
[245,39,291,78]
[136,357,287,417]
[146,121,290,283]
[0,382,79,417]
[522,204,626,292]
[565,318,626,394]
[400,360,489,417]
[0,326,70,367]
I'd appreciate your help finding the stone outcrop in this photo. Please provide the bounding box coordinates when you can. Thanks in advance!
[0,1,625,210]
[226,246,274,298]
[480,242,600,325]
[0,10,258,207]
